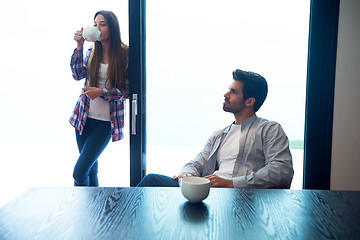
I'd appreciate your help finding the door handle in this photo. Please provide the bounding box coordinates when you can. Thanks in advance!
[132,94,138,135]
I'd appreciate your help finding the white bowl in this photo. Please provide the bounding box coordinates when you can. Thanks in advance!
[179,177,210,203]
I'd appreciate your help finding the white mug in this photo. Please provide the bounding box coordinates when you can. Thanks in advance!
[82,26,100,42]
[179,177,210,203]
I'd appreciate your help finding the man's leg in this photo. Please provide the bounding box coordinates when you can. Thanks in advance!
[137,174,179,187]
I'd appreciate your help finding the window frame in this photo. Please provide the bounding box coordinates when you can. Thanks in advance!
[128,0,340,189]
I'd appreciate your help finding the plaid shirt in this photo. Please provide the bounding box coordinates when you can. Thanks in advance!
[69,48,128,142]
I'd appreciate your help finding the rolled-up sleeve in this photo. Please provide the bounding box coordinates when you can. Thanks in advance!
[180,129,223,177]
[70,48,91,80]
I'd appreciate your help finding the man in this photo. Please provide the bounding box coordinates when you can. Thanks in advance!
[138,69,293,188]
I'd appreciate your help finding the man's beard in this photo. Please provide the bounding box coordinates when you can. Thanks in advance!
[223,104,232,112]
[223,99,231,112]
[223,102,245,114]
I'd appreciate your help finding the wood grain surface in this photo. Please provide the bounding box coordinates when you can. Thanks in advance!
[0,187,360,240]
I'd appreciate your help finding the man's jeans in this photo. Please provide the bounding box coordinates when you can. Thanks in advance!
[137,174,180,187]
[73,118,111,186]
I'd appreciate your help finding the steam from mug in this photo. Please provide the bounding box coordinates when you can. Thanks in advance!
[82,26,100,42]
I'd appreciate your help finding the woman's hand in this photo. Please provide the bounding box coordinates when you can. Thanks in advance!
[74,28,85,50]
[81,87,103,100]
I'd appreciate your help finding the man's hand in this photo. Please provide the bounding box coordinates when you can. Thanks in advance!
[81,87,103,100]
[204,174,234,188]
[172,173,192,180]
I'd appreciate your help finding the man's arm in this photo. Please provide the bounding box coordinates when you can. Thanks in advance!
[180,129,224,177]
[233,122,294,188]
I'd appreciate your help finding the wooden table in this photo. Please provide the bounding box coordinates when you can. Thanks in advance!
[1,187,360,240]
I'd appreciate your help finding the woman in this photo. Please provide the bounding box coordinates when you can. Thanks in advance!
[70,10,128,186]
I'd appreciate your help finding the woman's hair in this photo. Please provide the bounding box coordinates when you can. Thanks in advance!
[232,69,268,112]
[87,10,129,92]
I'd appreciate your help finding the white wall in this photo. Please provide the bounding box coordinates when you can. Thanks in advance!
[331,0,360,190]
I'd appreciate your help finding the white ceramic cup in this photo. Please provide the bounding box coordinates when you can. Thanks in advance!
[82,26,100,42]
[179,177,210,203]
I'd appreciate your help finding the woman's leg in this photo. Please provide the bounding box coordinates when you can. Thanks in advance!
[73,118,111,186]
[88,160,99,186]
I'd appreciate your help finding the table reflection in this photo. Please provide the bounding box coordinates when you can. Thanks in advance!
[180,202,209,223]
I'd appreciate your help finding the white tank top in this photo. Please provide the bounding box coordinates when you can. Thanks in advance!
[88,63,111,121]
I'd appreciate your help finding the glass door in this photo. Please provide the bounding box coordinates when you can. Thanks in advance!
[0,0,130,206]
[144,0,310,189]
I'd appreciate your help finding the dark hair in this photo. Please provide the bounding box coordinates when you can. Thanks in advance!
[88,10,128,92]
[232,69,268,112]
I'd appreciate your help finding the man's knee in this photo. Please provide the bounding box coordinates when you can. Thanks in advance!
[137,174,157,187]
[137,174,179,187]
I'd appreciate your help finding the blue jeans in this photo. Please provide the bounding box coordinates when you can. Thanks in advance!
[136,174,180,187]
[73,118,111,186]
